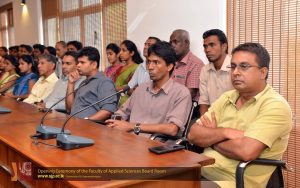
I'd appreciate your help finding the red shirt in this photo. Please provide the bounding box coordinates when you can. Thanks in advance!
[172,51,204,101]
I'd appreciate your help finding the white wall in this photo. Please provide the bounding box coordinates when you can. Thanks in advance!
[0,0,43,46]
[1,0,226,56]
[127,0,227,63]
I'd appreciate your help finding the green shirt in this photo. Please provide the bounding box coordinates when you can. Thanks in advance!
[202,84,292,188]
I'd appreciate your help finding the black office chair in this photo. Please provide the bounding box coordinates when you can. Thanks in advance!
[236,158,293,188]
[149,101,198,143]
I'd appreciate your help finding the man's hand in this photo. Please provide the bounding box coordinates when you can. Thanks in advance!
[35,101,46,111]
[5,92,14,98]
[200,112,217,128]
[68,70,81,84]
[105,119,134,132]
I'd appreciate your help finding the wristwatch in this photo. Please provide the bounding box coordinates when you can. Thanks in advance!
[133,123,141,135]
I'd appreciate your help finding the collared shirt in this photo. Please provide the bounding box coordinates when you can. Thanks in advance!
[71,72,118,118]
[44,76,85,110]
[199,55,233,105]
[24,72,59,104]
[55,58,63,79]
[171,51,204,101]
[128,62,150,88]
[115,79,192,138]
[201,84,292,188]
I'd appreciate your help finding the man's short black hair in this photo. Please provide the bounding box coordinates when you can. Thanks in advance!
[0,46,8,52]
[147,36,161,43]
[33,44,46,53]
[203,29,228,53]
[46,46,56,56]
[232,42,270,79]
[67,40,83,51]
[77,46,100,68]
[64,51,78,64]
[9,46,19,51]
[20,44,33,53]
[148,41,177,75]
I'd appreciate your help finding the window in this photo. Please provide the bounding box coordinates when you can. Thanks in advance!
[44,18,57,47]
[84,13,101,49]
[61,0,79,11]
[62,16,81,42]
[0,3,14,47]
[227,0,299,187]
[42,0,127,70]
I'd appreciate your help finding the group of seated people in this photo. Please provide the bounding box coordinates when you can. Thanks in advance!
[0,29,292,187]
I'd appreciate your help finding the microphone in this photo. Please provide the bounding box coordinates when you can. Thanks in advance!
[35,78,90,140]
[56,86,130,150]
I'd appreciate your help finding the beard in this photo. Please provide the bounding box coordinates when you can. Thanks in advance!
[175,54,183,61]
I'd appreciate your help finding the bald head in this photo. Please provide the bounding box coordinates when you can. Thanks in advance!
[172,29,190,41]
[169,29,190,60]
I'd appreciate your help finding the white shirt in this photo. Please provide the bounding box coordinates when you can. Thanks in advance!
[24,72,59,104]
[128,62,150,88]
[199,55,233,105]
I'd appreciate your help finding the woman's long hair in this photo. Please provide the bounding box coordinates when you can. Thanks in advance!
[121,40,143,64]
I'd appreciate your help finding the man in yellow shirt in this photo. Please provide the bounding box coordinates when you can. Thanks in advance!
[188,43,292,188]
[24,54,58,104]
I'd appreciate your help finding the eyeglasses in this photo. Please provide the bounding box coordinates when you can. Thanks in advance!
[227,63,261,72]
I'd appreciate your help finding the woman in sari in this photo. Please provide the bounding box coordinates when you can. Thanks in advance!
[0,55,20,94]
[115,40,143,106]
[6,55,38,100]
[104,43,123,82]
[0,56,7,80]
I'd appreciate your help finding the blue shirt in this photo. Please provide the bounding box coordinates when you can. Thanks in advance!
[13,73,38,96]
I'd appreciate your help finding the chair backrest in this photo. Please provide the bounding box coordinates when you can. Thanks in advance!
[236,158,286,188]
[182,101,198,138]
[266,166,284,188]
[149,101,198,143]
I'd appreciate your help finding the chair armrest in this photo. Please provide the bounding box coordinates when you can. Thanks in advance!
[236,158,291,188]
[150,133,179,141]
[175,137,188,145]
[55,109,69,114]
[250,158,285,166]
[89,119,106,125]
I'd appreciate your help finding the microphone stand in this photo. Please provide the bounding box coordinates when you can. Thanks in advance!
[34,79,89,139]
[56,86,130,150]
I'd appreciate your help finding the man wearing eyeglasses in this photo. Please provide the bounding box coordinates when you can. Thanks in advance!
[188,43,292,187]
[199,29,233,116]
